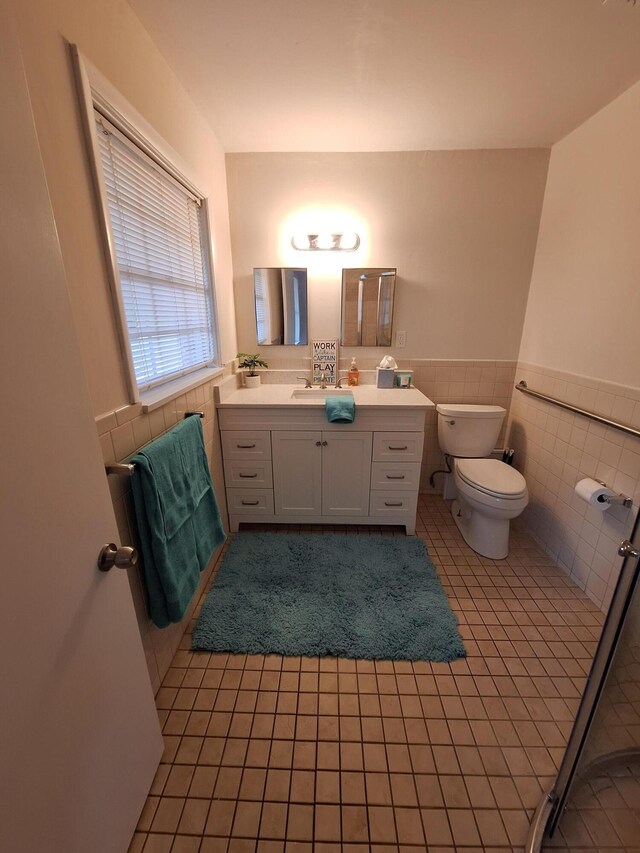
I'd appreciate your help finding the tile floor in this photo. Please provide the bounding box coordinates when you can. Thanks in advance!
[548,769,640,851]
[128,495,610,853]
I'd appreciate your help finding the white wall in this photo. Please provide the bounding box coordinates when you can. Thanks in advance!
[11,0,237,417]
[226,150,549,362]
[9,0,236,686]
[519,79,640,389]
[509,79,640,611]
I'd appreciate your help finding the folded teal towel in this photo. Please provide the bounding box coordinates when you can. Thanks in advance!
[131,417,226,628]
[325,395,356,423]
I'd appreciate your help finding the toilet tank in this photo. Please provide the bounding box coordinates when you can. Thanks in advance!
[436,404,506,457]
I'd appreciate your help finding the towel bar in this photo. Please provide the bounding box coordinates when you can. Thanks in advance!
[515,381,640,440]
[105,411,204,477]
[105,462,135,477]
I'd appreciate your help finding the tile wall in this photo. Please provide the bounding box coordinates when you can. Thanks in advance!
[410,360,517,493]
[94,356,639,686]
[256,356,517,493]
[507,362,640,612]
[96,370,231,694]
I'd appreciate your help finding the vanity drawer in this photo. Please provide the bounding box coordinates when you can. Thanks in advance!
[370,462,421,491]
[221,430,271,461]
[369,491,417,517]
[224,460,273,489]
[372,432,423,463]
[227,488,274,515]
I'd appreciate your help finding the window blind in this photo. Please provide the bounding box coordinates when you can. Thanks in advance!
[95,112,217,391]
[254,267,268,344]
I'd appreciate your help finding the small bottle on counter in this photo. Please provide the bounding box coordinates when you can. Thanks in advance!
[348,357,359,386]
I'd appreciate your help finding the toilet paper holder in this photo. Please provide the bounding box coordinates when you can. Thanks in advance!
[595,481,633,508]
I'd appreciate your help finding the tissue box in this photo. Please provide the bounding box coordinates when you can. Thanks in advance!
[376,367,396,388]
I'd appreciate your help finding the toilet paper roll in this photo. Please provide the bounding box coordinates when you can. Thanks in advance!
[574,477,614,510]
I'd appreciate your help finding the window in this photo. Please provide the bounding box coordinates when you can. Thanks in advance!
[94,112,218,393]
[253,267,269,345]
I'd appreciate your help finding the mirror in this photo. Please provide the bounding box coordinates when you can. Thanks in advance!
[340,268,396,346]
[253,267,308,346]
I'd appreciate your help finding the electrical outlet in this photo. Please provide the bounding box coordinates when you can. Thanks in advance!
[395,330,406,348]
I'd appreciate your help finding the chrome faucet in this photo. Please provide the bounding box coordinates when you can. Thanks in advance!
[334,376,350,388]
[297,377,312,389]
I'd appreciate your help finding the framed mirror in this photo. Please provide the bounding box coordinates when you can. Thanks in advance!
[340,268,396,346]
[253,267,308,346]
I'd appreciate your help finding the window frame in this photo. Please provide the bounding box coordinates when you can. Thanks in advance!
[70,45,222,409]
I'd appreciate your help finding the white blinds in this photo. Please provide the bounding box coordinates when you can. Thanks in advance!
[254,267,268,344]
[95,113,217,391]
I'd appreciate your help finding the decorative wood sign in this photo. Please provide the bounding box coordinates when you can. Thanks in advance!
[312,340,339,386]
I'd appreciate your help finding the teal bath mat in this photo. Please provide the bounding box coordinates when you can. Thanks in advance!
[192,533,465,661]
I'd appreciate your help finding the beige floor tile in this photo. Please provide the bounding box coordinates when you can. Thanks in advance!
[232,800,262,838]
[238,767,266,801]
[259,801,288,839]
[286,802,314,841]
[150,797,184,834]
[341,804,369,842]
[177,797,210,835]
[314,803,341,841]
[367,805,397,843]
[170,836,201,853]
[131,496,614,853]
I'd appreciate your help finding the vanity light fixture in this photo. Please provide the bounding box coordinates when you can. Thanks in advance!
[291,232,360,252]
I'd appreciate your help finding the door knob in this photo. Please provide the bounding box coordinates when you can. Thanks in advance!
[98,543,139,572]
[618,539,640,560]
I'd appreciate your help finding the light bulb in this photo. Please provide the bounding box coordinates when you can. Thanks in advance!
[340,232,360,251]
[316,233,334,250]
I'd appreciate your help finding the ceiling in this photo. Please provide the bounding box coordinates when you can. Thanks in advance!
[128,0,640,152]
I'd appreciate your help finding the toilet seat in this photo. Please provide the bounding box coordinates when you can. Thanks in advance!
[455,458,527,500]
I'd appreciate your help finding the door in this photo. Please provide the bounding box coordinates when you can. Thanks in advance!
[525,514,640,853]
[322,431,373,516]
[272,431,322,515]
[0,9,162,853]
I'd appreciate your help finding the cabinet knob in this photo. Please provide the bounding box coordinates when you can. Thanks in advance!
[315,441,322,446]
[322,441,328,446]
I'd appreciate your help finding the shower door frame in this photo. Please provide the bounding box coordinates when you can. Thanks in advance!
[526,510,640,852]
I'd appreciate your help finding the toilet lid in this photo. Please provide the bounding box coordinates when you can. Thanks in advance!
[456,458,527,497]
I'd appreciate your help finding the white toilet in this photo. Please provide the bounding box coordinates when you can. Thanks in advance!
[436,404,528,559]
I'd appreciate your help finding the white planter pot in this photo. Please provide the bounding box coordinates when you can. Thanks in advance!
[244,373,261,389]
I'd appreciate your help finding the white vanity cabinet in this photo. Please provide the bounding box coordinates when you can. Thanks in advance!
[271,431,322,515]
[320,431,372,516]
[216,387,433,534]
[271,431,372,516]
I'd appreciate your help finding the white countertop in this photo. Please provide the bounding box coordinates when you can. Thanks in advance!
[217,383,435,409]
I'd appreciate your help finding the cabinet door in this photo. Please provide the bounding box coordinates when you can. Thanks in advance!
[272,431,322,515]
[322,431,373,516]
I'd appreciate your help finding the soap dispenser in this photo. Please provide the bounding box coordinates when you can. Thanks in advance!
[348,357,359,387]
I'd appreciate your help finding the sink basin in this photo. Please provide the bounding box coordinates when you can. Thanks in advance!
[291,388,354,399]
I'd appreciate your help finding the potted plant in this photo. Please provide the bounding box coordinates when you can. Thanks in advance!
[237,352,268,389]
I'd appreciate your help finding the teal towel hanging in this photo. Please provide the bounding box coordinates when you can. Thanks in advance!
[131,417,226,628]
[325,395,355,423]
